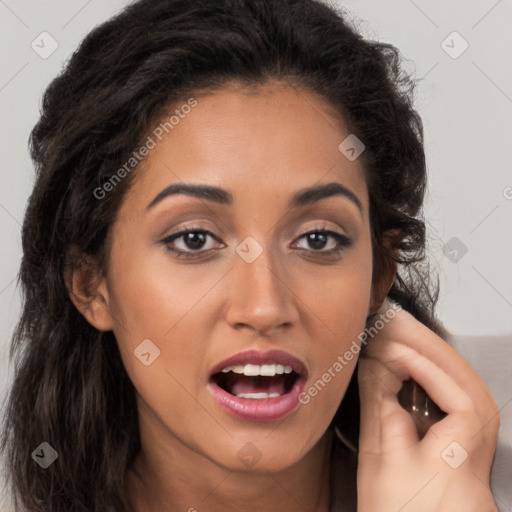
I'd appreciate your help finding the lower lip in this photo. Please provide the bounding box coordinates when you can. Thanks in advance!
[208,379,305,422]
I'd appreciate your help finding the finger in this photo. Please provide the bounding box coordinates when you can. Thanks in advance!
[365,341,473,415]
[363,304,496,416]
[358,357,419,454]
[365,339,501,456]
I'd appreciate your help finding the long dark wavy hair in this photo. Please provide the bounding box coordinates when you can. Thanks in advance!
[1,0,446,510]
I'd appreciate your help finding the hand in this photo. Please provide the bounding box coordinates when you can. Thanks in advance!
[357,299,500,512]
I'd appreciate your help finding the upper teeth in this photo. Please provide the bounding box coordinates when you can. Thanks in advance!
[221,363,294,376]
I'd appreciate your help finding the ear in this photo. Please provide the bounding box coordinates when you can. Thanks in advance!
[369,229,400,314]
[64,246,114,332]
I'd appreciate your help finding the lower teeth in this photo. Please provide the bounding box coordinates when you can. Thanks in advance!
[236,392,281,399]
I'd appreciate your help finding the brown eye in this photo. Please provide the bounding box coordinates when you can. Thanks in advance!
[161,229,222,256]
[293,230,352,254]
[180,231,208,250]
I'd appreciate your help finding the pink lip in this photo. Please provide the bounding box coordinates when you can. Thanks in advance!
[208,349,308,422]
[208,378,305,422]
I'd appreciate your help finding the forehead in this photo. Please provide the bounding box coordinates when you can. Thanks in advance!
[124,82,368,214]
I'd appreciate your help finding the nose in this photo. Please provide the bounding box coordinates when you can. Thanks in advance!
[225,242,299,337]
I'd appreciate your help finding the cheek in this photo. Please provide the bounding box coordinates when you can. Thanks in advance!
[297,241,374,334]
[104,239,210,388]
[297,245,373,406]
[107,258,213,434]
[107,239,219,339]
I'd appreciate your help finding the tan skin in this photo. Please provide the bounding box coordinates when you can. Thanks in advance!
[67,82,499,511]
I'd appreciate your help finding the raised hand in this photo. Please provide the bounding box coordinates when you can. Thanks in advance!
[357,300,500,512]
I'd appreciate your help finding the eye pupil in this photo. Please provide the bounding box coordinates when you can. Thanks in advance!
[308,232,327,250]
[185,232,207,250]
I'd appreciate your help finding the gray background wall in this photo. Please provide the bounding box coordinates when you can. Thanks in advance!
[1,0,511,509]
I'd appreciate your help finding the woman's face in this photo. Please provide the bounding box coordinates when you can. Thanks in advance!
[94,82,381,473]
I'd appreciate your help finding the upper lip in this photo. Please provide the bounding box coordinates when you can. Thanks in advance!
[209,349,308,379]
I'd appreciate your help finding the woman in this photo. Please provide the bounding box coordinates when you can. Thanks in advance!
[0,0,499,510]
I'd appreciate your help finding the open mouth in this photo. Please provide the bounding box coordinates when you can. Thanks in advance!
[210,364,302,399]
[208,349,308,421]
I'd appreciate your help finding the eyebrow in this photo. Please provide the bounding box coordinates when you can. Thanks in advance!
[146,181,363,216]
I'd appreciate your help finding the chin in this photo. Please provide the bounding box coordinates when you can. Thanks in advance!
[205,428,323,474]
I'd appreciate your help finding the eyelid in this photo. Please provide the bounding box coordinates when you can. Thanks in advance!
[295,222,347,238]
[160,226,223,251]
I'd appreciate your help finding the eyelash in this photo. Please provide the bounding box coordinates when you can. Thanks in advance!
[159,226,353,259]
